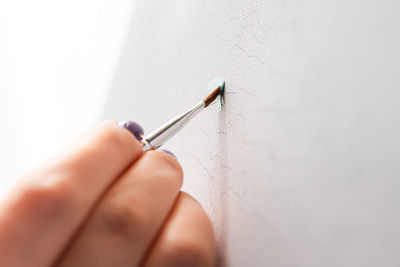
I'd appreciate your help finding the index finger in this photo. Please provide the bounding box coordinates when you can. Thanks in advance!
[0,120,143,267]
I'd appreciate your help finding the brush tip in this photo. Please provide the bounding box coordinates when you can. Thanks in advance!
[204,77,225,107]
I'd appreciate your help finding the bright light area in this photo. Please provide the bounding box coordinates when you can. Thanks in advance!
[0,0,136,198]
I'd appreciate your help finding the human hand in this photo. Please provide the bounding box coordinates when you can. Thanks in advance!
[0,121,216,267]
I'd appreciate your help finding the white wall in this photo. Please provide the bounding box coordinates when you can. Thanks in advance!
[105,0,400,266]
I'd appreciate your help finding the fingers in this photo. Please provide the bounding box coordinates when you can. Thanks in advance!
[0,121,143,267]
[143,192,216,267]
[56,151,183,267]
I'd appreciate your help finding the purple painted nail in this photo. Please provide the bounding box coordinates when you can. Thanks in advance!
[119,120,144,141]
[158,149,177,159]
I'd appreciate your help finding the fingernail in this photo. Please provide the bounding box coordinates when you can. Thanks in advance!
[157,149,177,159]
[119,120,144,141]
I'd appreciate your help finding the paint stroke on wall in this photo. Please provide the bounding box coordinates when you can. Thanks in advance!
[104,0,400,266]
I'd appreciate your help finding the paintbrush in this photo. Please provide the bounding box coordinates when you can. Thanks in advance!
[141,78,225,152]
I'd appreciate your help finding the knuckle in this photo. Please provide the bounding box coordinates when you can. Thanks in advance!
[96,200,151,240]
[17,182,72,220]
[163,238,214,267]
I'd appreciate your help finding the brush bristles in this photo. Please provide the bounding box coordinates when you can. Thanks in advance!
[204,86,222,107]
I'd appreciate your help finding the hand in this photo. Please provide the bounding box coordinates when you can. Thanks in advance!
[0,121,216,267]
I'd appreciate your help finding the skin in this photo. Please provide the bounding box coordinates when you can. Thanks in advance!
[0,121,216,267]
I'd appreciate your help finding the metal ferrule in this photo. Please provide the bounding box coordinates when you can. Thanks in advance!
[141,101,205,151]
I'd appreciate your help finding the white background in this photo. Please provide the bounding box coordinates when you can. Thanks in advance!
[2,1,400,266]
[0,0,136,198]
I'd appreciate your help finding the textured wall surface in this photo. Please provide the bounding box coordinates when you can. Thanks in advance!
[104,0,400,266]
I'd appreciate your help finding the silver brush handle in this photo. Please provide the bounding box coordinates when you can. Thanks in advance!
[142,101,205,151]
